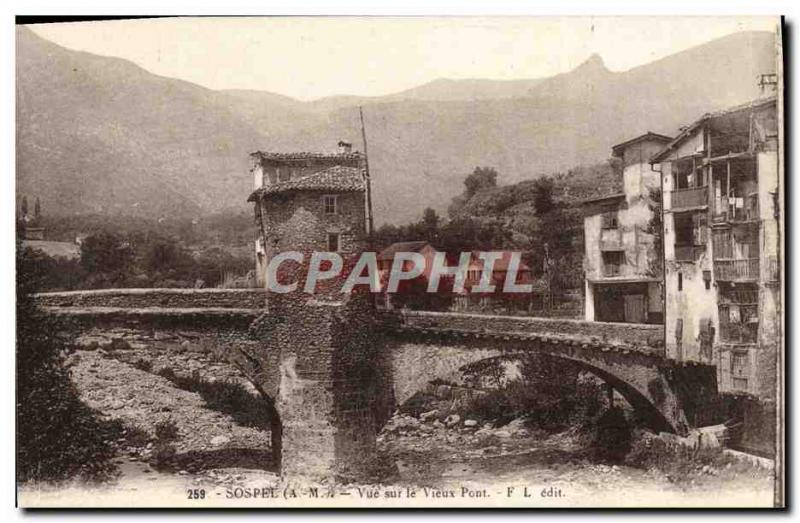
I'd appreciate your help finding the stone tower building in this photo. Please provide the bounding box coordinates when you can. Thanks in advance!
[247,141,367,288]
[246,142,389,480]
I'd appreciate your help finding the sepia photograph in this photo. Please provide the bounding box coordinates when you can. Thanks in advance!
[13,14,785,509]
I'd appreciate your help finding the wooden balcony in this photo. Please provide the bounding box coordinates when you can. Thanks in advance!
[714,258,759,281]
[671,186,708,210]
[719,302,759,343]
[712,194,759,224]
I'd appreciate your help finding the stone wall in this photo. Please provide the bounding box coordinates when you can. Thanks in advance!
[35,288,268,310]
[258,191,366,256]
[396,310,664,351]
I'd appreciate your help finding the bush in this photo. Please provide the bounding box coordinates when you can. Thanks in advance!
[16,246,121,483]
[156,366,176,381]
[122,424,152,448]
[459,354,604,432]
[150,442,176,468]
[593,406,632,462]
[154,418,179,442]
[132,358,153,372]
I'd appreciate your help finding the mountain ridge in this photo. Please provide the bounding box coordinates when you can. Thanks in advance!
[16,26,777,225]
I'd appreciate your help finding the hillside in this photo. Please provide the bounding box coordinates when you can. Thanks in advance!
[16,26,777,225]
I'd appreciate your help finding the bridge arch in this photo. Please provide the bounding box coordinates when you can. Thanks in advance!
[387,339,685,435]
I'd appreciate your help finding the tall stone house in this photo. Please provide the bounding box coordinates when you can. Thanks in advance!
[247,141,367,288]
[651,96,780,401]
[583,132,672,324]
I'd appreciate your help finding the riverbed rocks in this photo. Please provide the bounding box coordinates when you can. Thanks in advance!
[70,350,272,465]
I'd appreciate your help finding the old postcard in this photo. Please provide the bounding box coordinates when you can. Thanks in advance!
[15,16,784,508]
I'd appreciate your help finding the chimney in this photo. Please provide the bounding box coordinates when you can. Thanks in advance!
[338,140,352,154]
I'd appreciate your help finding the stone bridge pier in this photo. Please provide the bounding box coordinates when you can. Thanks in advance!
[243,294,393,481]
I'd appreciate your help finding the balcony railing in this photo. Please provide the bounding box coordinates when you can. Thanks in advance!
[719,303,759,343]
[719,288,759,305]
[712,194,759,224]
[714,258,759,281]
[674,244,705,262]
[672,186,708,210]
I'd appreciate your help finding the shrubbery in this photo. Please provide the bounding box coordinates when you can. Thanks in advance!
[460,355,606,432]
[24,232,252,292]
[16,246,122,483]
[623,433,764,482]
[154,418,180,442]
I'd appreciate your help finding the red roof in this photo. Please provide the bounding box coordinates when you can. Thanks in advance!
[469,251,531,272]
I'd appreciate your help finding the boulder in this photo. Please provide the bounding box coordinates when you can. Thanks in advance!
[444,414,461,427]
[210,435,230,446]
[504,417,528,434]
[419,409,439,422]
[464,419,478,427]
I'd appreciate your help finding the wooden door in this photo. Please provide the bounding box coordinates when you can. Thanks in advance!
[623,294,646,323]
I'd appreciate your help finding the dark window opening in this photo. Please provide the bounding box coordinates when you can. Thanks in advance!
[674,211,707,261]
[678,272,683,291]
[602,251,624,276]
[731,351,749,392]
[601,207,619,229]
[327,233,340,252]
[674,157,706,190]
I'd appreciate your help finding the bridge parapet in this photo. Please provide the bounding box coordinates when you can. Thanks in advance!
[390,310,664,356]
[34,288,268,310]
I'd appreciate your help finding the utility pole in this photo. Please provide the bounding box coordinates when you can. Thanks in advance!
[359,106,375,238]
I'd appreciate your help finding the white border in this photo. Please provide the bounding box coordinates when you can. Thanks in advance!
[3,1,797,521]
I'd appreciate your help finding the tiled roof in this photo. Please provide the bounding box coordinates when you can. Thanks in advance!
[378,241,432,260]
[248,165,365,201]
[250,151,364,162]
[582,192,626,206]
[650,96,777,163]
[611,132,673,157]
[468,251,532,273]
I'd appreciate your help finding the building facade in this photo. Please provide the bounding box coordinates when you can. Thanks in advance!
[247,141,367,288]
[651,96,780,401]
[583,133,672,324]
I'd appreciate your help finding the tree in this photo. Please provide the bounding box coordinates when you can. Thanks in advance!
[21,196,28,218]
[145,240,194,276]
[34,197,41,221]
[79,232,135,284]
[422,207,439,230]
[532,176,557,216]
[463,167,498,198]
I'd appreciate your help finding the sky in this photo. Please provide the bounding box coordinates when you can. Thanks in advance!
[28,16,779,101]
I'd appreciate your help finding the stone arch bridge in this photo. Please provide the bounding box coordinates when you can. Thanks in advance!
[34,289,717,481]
